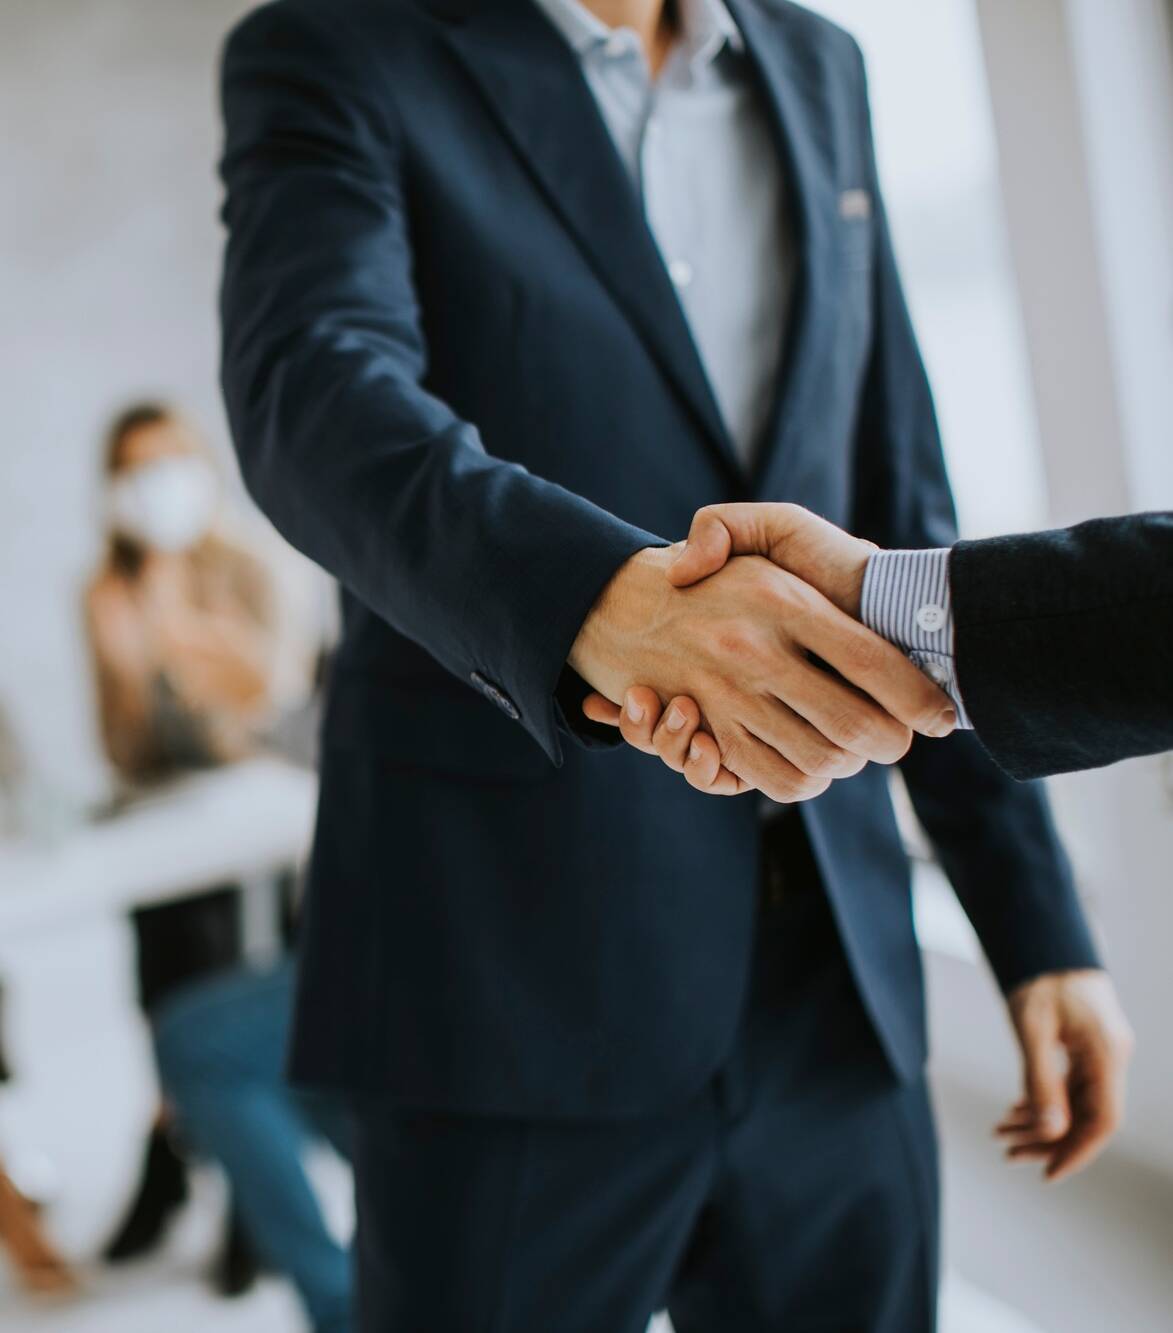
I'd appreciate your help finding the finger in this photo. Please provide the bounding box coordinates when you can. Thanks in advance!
[777,659,914,766]
[617,687,663,755]
[582,693,622,726]
[792,587,957,739]
[1045,1115,1115,1182]
[1046,1052,1126,1183]
[995,1101,1036,1134]
[667,502,873,613]
[1001,1133,1059,1156]
[666,509,736,587]
[666,502,815,588]
[1005,1143,1058,1167]
[1017,1010,1072,1145]
[723,725,833,805]
[995,1116,1040,1136]
[683,730,746,796]
[743,696,868,781]
[652,696,701,772]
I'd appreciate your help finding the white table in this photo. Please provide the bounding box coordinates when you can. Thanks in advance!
[0,759,321,1253]
[0,757,318,945]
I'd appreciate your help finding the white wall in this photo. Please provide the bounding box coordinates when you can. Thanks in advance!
[972,0,1173,1177]
[1065,0,1173,511]
[0,0,295,809]
[807,0,1050,539]
[817,0,1173,1180]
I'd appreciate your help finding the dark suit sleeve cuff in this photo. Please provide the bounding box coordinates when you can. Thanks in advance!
[498,515,665,767]
[975,855,1104,994]
[985,918,1103,995]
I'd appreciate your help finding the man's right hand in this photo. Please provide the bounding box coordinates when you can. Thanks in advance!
[569,546,956,804]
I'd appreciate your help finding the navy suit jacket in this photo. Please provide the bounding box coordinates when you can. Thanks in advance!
[954,513,1173,780]
[219,0,1099,1115]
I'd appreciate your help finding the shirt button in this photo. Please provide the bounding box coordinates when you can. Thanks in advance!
[924,661,951,688]
[604,32,629,57]
[668,258,694,288]
[915,603,946,633]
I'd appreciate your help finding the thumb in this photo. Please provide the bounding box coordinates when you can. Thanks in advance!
[666,508,735,587]
[1020,1011,1071,1141]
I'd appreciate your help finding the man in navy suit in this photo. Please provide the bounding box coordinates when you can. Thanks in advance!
[218,2,1132,1329]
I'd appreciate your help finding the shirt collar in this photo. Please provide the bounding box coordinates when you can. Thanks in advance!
[532,0,744,67]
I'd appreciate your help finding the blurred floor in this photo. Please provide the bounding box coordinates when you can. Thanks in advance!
[4,1079,1170,1332]
[1,919,1169,1332]
[936,1075,1173,1333]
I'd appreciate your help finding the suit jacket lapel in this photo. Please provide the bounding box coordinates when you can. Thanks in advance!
[726,0,841,495]
[433,0,742,481]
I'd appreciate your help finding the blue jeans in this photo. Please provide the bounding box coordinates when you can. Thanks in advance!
[154,958,353,1333]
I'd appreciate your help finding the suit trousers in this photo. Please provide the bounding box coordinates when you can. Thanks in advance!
[352,814,939,1333]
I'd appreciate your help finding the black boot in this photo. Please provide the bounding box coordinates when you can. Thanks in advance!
[102,1125,188,1263]
[211,1203,262,1298]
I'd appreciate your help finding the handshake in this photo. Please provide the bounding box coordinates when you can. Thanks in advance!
[570,503,958,801]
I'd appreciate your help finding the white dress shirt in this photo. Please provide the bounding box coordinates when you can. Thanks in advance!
[531,0,795,468]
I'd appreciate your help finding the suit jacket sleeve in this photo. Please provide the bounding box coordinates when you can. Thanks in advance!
[845,43,1100,992]
[951,514,1173,780]
[217,3,659,765]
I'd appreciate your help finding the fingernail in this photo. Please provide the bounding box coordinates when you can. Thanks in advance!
[688,742,702,764]
[928,708,957,737]
[626,698,644,723]
[1039,1107,1064,1132]
[667,706,686,732]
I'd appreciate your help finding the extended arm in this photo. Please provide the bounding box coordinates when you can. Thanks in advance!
[219,3,951,796]
[219,4,655,767]
[951,513,1173,778]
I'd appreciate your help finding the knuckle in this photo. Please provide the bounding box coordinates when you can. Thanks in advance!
[619,719,653,753]
[717,733,744,774]
[654,737,686,771]
[831,709,875,753]
[797,743,846,780]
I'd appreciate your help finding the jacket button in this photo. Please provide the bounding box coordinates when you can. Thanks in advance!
[469,671,520,721]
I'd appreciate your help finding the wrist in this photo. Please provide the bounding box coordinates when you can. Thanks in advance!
[568,545,674,698]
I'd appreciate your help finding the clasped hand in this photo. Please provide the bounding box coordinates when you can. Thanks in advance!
[571,502,955,801]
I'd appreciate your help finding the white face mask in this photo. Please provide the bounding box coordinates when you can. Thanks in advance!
[106,455,218,552]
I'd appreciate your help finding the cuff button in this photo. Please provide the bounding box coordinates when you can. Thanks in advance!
[470,671,521,721]
[915,603,946,633]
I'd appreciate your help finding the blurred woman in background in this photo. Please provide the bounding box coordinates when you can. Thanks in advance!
[88,402,274,779]
[85,402,277,1291]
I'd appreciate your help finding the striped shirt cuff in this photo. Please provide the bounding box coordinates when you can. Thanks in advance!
[860,548,971,728]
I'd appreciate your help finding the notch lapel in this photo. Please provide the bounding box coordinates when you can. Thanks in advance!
[432,0,742,482]
[726,0,842,495]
